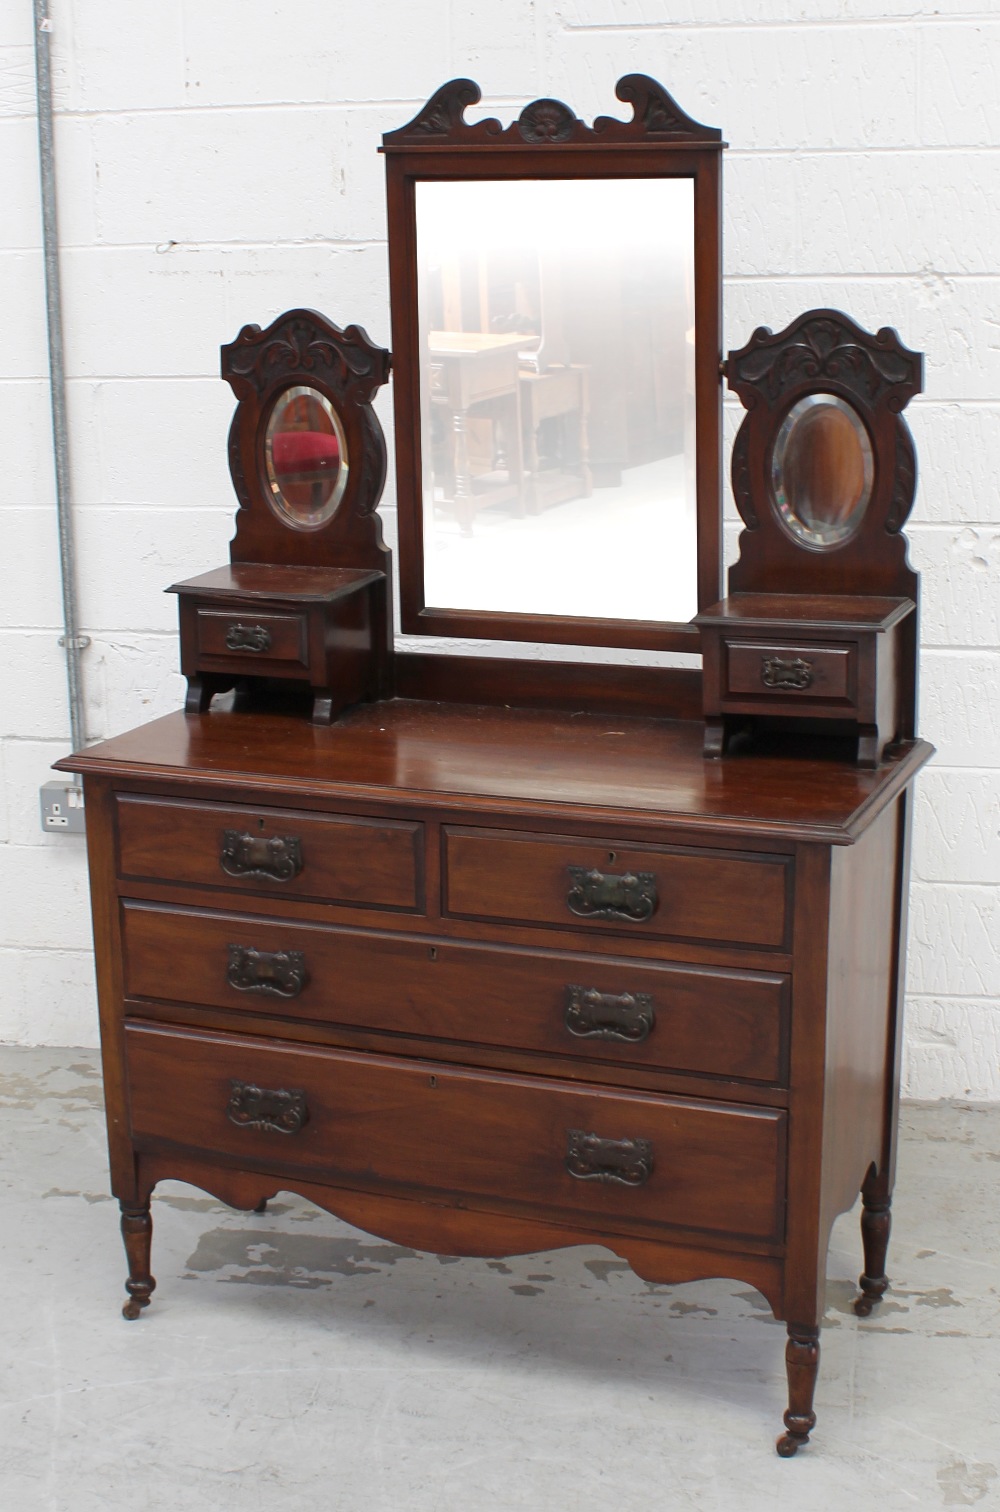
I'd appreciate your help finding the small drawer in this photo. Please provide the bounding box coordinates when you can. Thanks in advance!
[724,640,855,704]
[195,608,308,669]
[121,903,790,1086]
[443,828,790,948]
[116,795,423,912]
[124,1023,787,1244]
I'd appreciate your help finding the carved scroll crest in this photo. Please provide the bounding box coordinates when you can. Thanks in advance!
[383,74,722,148]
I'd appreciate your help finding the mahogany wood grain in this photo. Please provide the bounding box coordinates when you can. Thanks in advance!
[394,653,703,722]
[120,901,789,1086]
[444,827,790,948]
[818,805,899,1254]
[80,778,139,1201]
[115,794,423,912]
[135,1150,787,1315]
[56,703,933,848]
[697,593,915,764]
[124,1022,787,1245]
[123,997,791,1109]
[724,642,854,704]
[194,607,309,668]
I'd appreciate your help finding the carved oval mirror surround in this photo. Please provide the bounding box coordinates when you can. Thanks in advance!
[263,385,349,530]
[770,394,874,549]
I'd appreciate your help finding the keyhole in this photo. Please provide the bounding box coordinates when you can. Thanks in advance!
[258,818,265,831]
[429,946,438,961]
[429,1075,437,1088]
[608,851,617,864]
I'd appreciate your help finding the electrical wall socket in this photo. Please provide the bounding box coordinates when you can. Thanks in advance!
[40,780,86,835]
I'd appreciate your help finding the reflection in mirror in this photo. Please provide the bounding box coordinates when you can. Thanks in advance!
[771,394,874,549]
[264,385,349,530]
[415,178,697,622]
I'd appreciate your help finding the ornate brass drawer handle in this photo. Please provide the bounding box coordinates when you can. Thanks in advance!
[564,985,655,1044]
[220,829,304,882]
[566,866,658,923]
[761,655,814,690]
[565,1129,653,1187]
[226,1078,309,1135]
[226,944,308,998]
[225,623,272,653]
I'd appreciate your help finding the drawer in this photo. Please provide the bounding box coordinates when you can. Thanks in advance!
[195,607,308,670]
[443,828,790,948]
[116,795,423,912]
[121,903,789,1085]
[124,1023,787,1244]
[724,640,855,705]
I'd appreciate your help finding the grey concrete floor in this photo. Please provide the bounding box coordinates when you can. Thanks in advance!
[1,1048,998,1512]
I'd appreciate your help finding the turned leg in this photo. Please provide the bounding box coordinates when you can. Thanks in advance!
[855,1168,893,1316]
[776,1325,820,1457]
[120,1202,156,1320]
[254,1198,268,1214]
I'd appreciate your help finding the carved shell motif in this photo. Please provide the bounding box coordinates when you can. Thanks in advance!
[518,99,576,143]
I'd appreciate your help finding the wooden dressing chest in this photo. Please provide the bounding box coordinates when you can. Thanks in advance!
[61,76,934,1455]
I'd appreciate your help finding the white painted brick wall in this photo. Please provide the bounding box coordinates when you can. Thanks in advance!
[1,1,997,1102]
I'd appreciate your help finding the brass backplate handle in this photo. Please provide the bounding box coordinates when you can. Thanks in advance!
[761,655,814,690]
[564,985,655,1043]
[565,1129,653,1186]
[566,866,658,923]
[226,1079,309,1135]
[226,944,308,998]
[225,623,272,653]
[220,830,303,882]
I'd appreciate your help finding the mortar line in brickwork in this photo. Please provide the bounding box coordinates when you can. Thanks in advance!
[562,11,998,31]
[23,97,533,124]
[728,145,1000,157]
[727,271,1000,283]
[924,646,1000,656]
[917,763,1000,773]
[906,992,1000,1002]
[0,238,386,256]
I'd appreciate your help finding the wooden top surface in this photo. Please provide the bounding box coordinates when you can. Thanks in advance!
[427,331,526,355]
[166,564,384,602]
[695,593,915,634]
[58,699,932,846]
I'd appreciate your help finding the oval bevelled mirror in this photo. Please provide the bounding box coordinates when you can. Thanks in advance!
[263,385,349,529]
[771,393,874,549]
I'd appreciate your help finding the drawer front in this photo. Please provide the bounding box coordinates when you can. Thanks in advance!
[196,608,309,669]
[725,640,855,704]
[116,796,422,912]
[444,828,789,948]
[122,903,789,1085]
[124,1024,787,1244]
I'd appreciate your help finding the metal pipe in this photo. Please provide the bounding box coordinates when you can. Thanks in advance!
[33,0,88,754]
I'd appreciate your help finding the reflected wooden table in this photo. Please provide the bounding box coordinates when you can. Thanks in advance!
[427,331,526,534]
[519,363,592,513]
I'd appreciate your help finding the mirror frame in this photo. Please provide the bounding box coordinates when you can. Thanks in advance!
[726,310,923,599]
[382,76,725,653]
[221,308,391,572]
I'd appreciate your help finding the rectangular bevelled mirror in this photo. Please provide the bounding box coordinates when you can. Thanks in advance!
[383,77,724,652]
